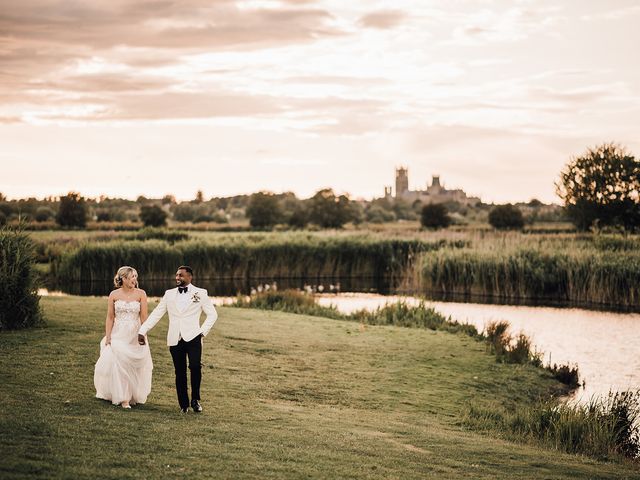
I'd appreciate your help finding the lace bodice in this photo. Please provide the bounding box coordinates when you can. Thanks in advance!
[114,300,141,324]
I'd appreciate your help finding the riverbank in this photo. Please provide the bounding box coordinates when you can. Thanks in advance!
[1,296,637,479]
[29,229,640,310]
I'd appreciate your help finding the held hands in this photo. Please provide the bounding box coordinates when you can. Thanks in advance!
[138,334,146,345]
[105,336,111,346]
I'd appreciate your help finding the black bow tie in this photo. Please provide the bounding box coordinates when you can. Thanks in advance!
[178,286,188,294]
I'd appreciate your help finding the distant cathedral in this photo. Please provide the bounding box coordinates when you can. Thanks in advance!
[385,167,480,205]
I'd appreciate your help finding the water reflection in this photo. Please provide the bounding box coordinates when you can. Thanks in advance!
[49,277,391,297]
[316,293,640,402]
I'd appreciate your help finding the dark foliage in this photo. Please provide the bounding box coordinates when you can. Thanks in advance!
[556,143,640,231]
[488,204,524,230]
[56,192,87,228]
[0,226,43,329]
[420,203,451,229]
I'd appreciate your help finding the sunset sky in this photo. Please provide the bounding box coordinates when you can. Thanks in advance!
[1,0,639,203]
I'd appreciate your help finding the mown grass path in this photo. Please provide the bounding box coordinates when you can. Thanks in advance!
[1,297,638,479]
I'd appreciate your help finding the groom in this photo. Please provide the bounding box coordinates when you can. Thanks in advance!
[138,266,218,413]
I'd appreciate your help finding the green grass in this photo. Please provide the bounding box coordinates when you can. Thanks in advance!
[1,297,638,479]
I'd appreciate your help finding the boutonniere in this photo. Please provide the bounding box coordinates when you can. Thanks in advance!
[191,292,201,303]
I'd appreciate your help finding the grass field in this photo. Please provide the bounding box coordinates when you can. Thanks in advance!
[1,297,638,479]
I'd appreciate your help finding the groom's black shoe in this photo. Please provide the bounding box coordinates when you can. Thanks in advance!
[191,400,203,413]
[180,407,188,414]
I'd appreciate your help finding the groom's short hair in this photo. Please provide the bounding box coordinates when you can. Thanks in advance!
[178,265,193,276]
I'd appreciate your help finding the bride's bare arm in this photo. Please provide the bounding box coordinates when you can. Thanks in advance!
[105,293,115,345]
[139,291,149,324]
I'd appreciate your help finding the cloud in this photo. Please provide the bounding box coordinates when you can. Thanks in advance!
[359,10,406,29]
[0,0,352,124]
[581,6,640,21]
[526,85,620,106]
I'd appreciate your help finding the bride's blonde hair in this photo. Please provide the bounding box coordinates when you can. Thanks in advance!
[113,266,138,288]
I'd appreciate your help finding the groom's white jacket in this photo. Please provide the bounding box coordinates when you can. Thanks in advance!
[139,285,218,346]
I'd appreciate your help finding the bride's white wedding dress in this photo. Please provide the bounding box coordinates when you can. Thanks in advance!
[94,300,153,405]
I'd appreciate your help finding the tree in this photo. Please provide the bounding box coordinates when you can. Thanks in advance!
[420,203,451,229]
[139,205,168,227]
[194,190,204,203]
[161,194,176,205]
[488,204,524,230]
[246,192,283,229]
[56,192,87,228]
[556,143,640,231]
[307,189,353,228]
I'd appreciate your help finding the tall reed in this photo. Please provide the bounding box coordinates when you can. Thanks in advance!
[420,246,640,308]
[53,236,448,284]
[0,226,43,329]
[465,391,640,460]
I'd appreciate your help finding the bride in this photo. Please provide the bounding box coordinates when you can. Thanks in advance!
[94,266,153,408]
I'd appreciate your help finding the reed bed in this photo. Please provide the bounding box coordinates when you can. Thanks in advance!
[419,245,640,308]
[465,391,640,460]
[53,235,451,284]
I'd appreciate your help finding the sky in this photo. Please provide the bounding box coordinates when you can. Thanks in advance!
[1,0,639,203]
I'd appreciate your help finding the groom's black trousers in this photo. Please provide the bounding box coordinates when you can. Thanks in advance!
[169,335,202,409]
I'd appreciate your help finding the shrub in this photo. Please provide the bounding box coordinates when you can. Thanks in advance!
[488,204,524,230]
[139,205,168,227]
[34,207,55,222]
[0,226,43,329]
[421,203,451,229]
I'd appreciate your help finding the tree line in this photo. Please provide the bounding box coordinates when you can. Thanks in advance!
[1,142,636,231]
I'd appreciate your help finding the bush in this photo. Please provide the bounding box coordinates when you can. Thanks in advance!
[139,205,168,227]
[488,204,524,230]
[34,207,55,222]
[0,226,43,329]
[366,205,396,224]
[96,210,113,222]
[421,203,451,229]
